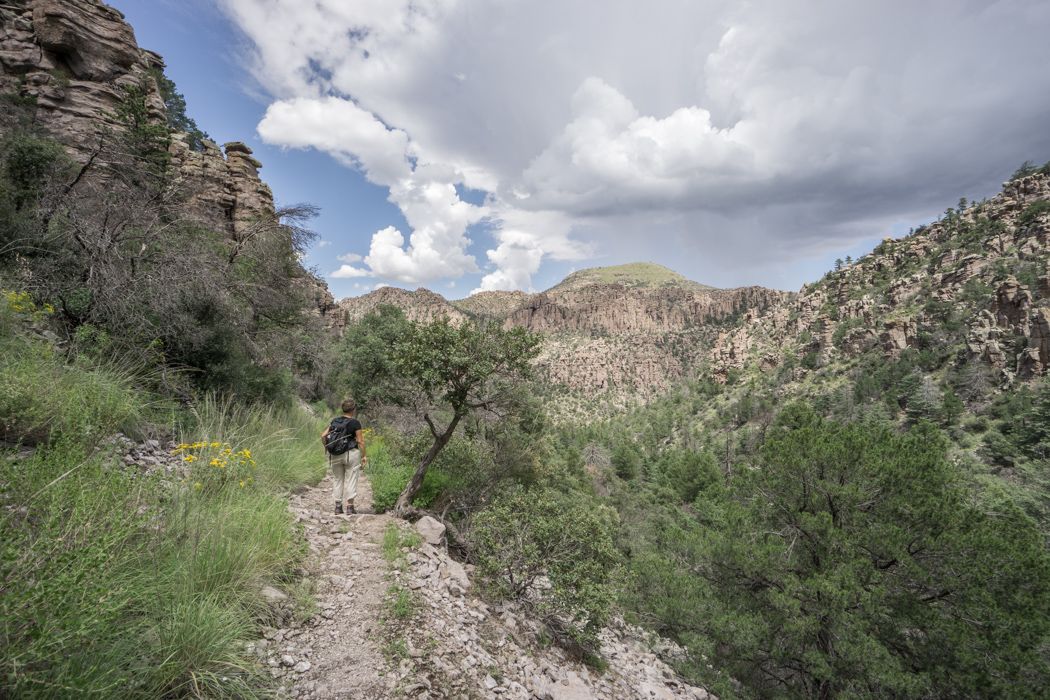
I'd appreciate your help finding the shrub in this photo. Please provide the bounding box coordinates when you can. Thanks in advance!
[611,441,639,480]
[1,132,72,209]
[1018,199,1050,227]
[469,489,619,652]
[658,449,721,503]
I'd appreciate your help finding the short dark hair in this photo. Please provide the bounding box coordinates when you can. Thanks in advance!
[341,398,356,414]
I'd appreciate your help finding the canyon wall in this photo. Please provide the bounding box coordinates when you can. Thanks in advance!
[0,0,345,331]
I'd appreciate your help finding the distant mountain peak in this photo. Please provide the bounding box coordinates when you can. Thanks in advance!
[547,262,717,292]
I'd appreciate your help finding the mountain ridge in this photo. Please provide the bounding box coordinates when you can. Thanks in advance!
[548,262,718,293]
[338,271,789,407]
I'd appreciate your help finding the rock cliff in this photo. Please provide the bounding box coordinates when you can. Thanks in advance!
[340,286,468,325]
[506,284,786,335]
[0,0,345,331]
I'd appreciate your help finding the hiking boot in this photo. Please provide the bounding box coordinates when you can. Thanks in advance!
[335,504,343,515]
[346,504,357,514]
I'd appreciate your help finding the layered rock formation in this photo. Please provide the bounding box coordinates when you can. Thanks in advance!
[0,0,345,331]
[340,286,468,325]
[338,276,789,401]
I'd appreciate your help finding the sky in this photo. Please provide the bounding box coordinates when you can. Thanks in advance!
[117,0,1050,300]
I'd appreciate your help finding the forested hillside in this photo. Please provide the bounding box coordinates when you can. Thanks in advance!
[2,1,1050,699]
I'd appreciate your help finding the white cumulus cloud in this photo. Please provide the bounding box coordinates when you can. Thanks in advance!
[330,265,370,278]
[225,0,1050,292]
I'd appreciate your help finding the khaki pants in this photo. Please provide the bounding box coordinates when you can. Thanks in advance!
[330,448,361,502]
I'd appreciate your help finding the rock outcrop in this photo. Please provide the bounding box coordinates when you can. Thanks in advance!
[706,171,1050,387]
[505,284,787,336]
[339,286,467,325]
[0,0,344,332]
[450,289,529,322]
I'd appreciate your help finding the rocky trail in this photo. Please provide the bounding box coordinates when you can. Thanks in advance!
[261,470,716,700]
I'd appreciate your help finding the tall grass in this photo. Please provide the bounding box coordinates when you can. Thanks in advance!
[0,302,329,698]
[178,394,328,490]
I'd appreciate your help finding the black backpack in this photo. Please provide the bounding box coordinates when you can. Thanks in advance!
[325,417,358,455]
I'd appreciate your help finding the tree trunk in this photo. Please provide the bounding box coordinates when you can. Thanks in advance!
[394,411,463,518]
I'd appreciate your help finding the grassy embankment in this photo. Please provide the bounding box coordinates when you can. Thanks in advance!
[0,293,331,698]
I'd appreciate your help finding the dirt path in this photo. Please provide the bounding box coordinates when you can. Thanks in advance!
[257,471,716,700]
[266,470,399,699]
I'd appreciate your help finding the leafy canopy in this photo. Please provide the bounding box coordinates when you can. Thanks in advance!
[394,316,542,416]
[390,316,542,515]
[150,68,211,152]
[687,405,1050,699]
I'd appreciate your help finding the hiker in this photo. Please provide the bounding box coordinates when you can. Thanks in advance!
[321,397,367,514]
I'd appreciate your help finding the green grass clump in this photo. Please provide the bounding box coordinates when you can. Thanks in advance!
[381,521,421,561]
[0,304,328,698]
[0,335,148,447]
[367,431,480,513]
[384,583,417,619]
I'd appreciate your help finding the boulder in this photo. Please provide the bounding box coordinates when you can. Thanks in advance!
[992,275,1032,335]
[841,328,879,356]
[415,515,446,546]
[32,0,140,81]
[880,318,917,357]
[533,674,594,700]
[259,585,287,602]
[444,558,471,590]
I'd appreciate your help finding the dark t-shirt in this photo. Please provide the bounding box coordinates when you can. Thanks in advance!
[343,417,362,438]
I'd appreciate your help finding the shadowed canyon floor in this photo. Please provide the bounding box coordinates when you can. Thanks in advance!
[262,471,715,700]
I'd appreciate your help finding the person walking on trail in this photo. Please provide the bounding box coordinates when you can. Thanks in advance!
[322,398,367,514]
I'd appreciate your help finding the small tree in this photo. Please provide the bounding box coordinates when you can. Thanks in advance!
[149,68,211,152]
[392,316,542,517]
[106,82,171,179]
[1011,160,1038,181]
[329,304,412,409]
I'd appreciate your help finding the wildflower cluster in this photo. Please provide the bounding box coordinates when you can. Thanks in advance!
[361,427,381,447]
[173,441,257,490]
[2,290,53,322]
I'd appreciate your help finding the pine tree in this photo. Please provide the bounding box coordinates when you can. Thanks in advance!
[690,405,1050,699]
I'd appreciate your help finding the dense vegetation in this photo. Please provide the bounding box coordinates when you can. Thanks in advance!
[3,55,1050,699]
[0,71,335,697]
[0,295,328,696]
[0,72,325,405]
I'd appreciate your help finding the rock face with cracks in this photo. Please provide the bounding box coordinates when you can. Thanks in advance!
[0,0,346,332]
